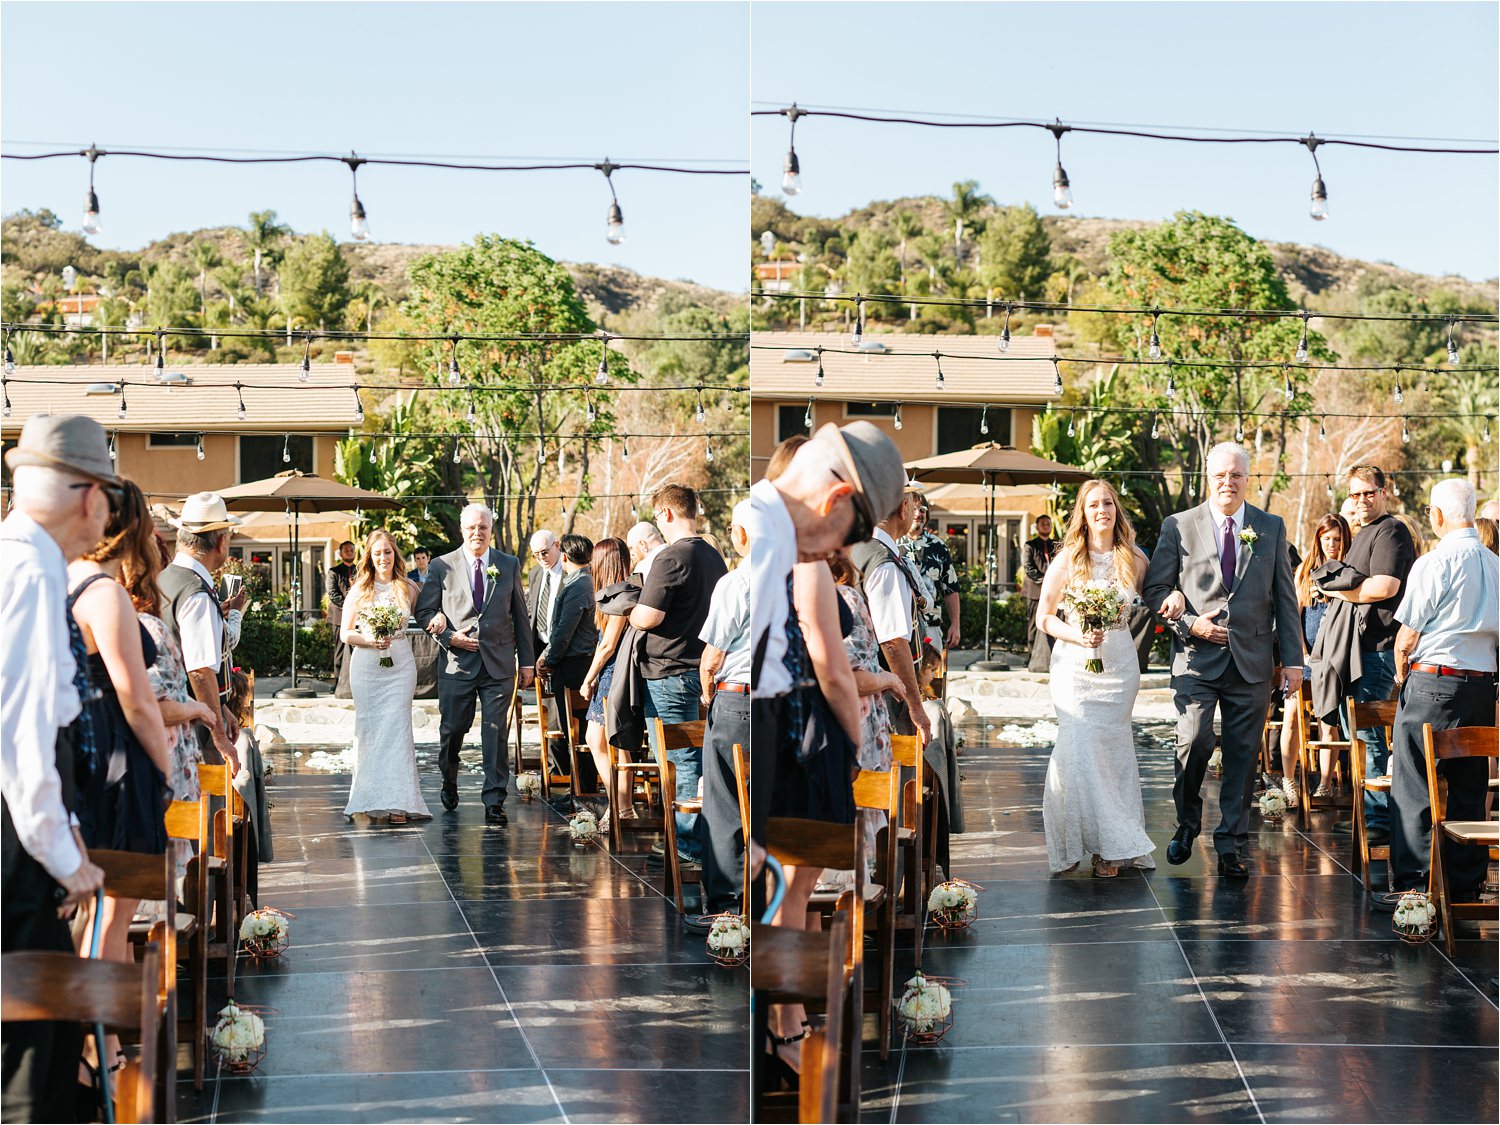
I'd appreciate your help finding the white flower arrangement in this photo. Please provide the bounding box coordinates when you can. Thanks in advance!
[516,772,543,800]
[485,564,499,580]
[567,809,599,843]
[1259,789,1287,819]
[706,915,750,966]
[926,880,981,931]
[895,973,953,1040]
[1237,526,1259,555]
[1392,891,1438,942]
[210,1002,265,1066]
[238,908,290,959]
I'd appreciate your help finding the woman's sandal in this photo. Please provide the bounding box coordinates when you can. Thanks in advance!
[1091,855,1119,879]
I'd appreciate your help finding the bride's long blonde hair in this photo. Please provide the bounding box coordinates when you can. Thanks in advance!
[347,528,412,613]
[1058,479,1139,588]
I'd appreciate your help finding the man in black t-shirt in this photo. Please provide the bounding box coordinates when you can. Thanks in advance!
[1320,465,1416,843]
[629,484,728,865]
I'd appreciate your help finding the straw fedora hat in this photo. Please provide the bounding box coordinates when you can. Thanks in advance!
[169,492,244,534]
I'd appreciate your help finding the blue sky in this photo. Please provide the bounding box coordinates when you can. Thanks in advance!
[752,2,1500,284]
[2,2,749,292]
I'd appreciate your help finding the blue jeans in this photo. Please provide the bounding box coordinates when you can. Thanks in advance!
[1340,649,1397,832]
[645,672,703,860]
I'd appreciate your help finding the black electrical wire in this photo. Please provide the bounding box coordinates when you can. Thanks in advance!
[0,375,748,395]
[2,322,748,344]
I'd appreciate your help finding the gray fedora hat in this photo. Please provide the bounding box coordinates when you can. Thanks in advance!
[811,421,906,526]
[3,414,120,485]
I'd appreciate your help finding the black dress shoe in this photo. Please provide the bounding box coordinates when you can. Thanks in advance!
[1166,830,1193,866]
[440,784,459,812]
[485,804,508,825]
[1217,853,1250,878]
[1366,827,1391,845]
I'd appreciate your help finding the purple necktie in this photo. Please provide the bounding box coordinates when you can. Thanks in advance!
[472,557,485,612]
[1221,519,1236,591]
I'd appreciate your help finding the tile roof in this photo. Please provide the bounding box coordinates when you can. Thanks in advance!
[2,364,361,435]
[750,332,1059,404]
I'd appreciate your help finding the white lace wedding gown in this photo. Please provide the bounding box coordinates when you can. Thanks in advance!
[344,582,430,819]
[1043,551,1155,872]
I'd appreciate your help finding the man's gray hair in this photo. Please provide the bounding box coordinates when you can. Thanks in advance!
[1430,477,1477,522]
[626,521,664,549]
[178,528,227,554]
[1206,442,1250,473]
[459,502,494,528]
[10,464,85,516]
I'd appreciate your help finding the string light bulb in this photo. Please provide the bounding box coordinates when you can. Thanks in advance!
[814,349,825,388]
[1296,312,1309,361]
[300,334,312,382]
[998,304,1012,353]
[3,341,14,376]
[116,380,127,418]
[1283,367,1294,403]
[1149,412,1159,440]
[2,378,10,418]
[1164,361,1176,400]
[781,104,804,196]
[1052,358,1064,397]
[1049,121,1073,210]
[82,145,103,235]
[1326,478,1334,499]
[585,394,596,425]
[466,394,477,426]
[234,382,247,422]
[979,404,989,435]
[154,328,166,382]
[452,437,462,464]
[1303,135,1328,221]
[1318,417,1326,441]
[1148,310,1162,361]
[1393,368,1403,405]
[345,153,370,241]
[893,402,904,431]
[598,160,626,244]
[352,385,364,422]
[1401,419,1410,444]
[1483,417,1492,444]
[705,438,714,463]
[108,430,117,461]
[596,336,610,385]
[1066,413,1076,438]
[804,398,813,430]
[1235,419,1245,443]
[621,436,630,460]
[448,338,462,387]
[851,298,864,347]
[195,434,205,461]
[282,433,291,463]
[934,353,945,391]
[695,390,707,425]
[1446,320,1460,365]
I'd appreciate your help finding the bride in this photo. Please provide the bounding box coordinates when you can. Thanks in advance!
[341,529,431,823]
[1036,480,1155,877]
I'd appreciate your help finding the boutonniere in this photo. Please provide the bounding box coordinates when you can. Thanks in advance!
[1237,527,1258,554]
[485,565,499,580]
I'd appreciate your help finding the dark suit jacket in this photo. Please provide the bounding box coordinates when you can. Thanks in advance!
[1021,536,1057,599]
[538,570,598,669]
[414,547,533,682]
[526,562,563,651]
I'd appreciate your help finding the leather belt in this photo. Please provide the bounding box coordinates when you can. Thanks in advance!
[1410,662,1496,680]
[714,681,750,694]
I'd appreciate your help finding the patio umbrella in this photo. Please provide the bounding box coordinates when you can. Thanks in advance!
[216,471,401,698]
[905,444,1092,667]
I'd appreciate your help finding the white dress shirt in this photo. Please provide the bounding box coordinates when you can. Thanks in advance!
[1211,502,1248,570]
[700,566,752,685]
[172,552,223,675]
[1397,527,1500,672]
[748,478,797,698]
[1,510,85,881]
[865,527,915,645]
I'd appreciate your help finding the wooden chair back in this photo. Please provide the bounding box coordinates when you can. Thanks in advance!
[1347,696,1397,888]
[649,717,705,912]
[889,732,930,969]
[1422,723,1500,954]
[162,798,209,1088]
[533,677,574,793]
[197,761,241,997]
[732,742,751,904]
[2,947,164,1123]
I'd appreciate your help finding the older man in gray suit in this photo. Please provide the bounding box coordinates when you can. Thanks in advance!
[1145,442,1302,877]
[415,503,534,824]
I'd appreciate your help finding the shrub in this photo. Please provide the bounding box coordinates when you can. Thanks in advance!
[958,591,1028,651]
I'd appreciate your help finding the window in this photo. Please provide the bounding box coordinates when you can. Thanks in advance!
[146,433,198,448]
[936,406,1009,454]
[239,435,313,483]
[777,404,810,442]
[842,401,899,418]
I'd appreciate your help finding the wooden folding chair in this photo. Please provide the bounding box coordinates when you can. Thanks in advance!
[890,733,929,970]
[163,799,210,1088]
[533,677,574,797]
[197,762,242,997]
[751,916,852,1124]
[607,737,664,852]
[650,717,707,912]
[1349,697,1398,889]
[732,742,752,904]
[1422,723,1500,955]
[2,946,166,1123]
[1289,684,1349,829]
[562,688,602,801]
[99,849,182,1120]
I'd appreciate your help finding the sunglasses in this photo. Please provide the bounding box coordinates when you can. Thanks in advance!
[1349,489,1382,501]
[69,481,125,511]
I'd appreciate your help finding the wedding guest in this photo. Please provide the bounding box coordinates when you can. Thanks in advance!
[1021,514,1058,652]
[1,416,110,1122]
[763,433,807,481]
[1476,517,1499,554]
[328,538,357,682]
[536,533,598,734]
[918,641,964,877]
[581,538,634,825]
[851,487,932,742]
[1281,514,1352,802]
[684,502,754,931]
[1393,512,1427,558]
[162,494,242,776]
[1322,466,1416,846]
[1340,496,1364,534]
[526,530,564,658]
[68,480,173,1043]
[898,493,961,654]
[411,547,432,585]
[1373,478,1498,911]
[630,485,727,864]
[1480,499,1499,521]
[626,521,666,580]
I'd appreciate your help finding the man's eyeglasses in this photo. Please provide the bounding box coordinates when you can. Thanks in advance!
[1349,489,1382,501]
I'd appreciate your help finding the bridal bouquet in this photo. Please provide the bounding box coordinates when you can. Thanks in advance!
[359,604,408,667]
[895,972,954,1043]
[238,908,291,960]
[1062,579,1127,673]
[706,914,750,967]
[1392,891,1437,944]
[210,1002,266,1072]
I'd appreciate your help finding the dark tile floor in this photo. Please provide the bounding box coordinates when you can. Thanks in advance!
[179,760,748,1123]
[861,720,1498,1124]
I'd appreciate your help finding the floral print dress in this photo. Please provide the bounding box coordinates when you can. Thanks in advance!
[141,612,201,801]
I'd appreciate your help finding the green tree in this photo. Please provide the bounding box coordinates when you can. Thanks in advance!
[143,261,200,333]
[244,210,290,298]
[334,393,451,546]
[945,180,993,264]
[1429,345,1499,490]
[1341,287,1450,363]
[401,235,625,552]
[190,241,222,314]
[890,210,922,292]
[978,204,1053,301]
[277,233,351,331]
